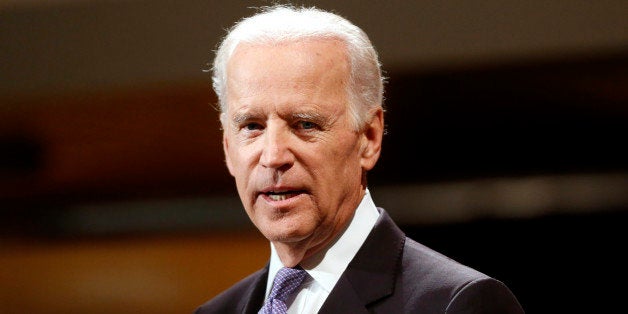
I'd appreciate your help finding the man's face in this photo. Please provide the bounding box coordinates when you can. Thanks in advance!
[221,39,381,257]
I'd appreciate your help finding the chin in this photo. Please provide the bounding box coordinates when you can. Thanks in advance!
[254,211,317,242]
[262,225,311,244]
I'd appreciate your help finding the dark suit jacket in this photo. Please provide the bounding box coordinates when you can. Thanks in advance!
[195,208,524,313]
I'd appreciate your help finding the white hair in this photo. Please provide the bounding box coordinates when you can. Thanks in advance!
[211,4,385,130]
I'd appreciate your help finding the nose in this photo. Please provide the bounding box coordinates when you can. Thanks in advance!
[259,124,294,169]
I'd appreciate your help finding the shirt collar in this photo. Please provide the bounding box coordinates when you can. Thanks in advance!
[267,188,380,295]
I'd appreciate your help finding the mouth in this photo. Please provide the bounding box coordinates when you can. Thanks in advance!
[259,189,307,202]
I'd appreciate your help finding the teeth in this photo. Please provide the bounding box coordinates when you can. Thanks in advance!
[269,194,288,201]
[267,192,297,201]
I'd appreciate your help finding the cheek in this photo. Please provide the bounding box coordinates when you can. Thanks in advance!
[227,141,255,171]
[331,136,362,166]
[313,140,361,187]
[226,146,256,196]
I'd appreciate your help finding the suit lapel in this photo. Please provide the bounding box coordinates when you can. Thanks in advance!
[317,275,370,314]
[239,265,269,314]
[319,209,406,312]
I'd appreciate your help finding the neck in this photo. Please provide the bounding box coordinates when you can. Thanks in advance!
[273,242,309,267]
[272,188,367,267]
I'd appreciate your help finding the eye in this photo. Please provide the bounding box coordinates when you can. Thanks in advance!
[245,122,263,131]
[297,121,318,130]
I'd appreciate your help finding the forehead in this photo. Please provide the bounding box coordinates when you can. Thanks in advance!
[225,39,350,112]
[228,39,348,85]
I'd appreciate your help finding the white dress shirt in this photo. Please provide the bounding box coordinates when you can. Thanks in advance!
[265,188,380,314]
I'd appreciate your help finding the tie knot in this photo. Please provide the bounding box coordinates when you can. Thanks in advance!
[259,266,308,314]
[269,266,308,302]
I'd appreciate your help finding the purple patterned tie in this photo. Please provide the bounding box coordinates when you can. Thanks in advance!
[258,266,308,314]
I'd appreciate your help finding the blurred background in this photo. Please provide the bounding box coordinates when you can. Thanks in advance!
[1,0,627,313]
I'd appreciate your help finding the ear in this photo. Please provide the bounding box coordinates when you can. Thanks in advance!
[220,113,235,177]
[359,108,384,171]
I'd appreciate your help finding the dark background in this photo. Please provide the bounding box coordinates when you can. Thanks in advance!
[1,1,627,313]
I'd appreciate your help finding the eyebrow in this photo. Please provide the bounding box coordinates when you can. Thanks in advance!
[232,111,327,123]
[292,112,325,123]
[231,112,252,125]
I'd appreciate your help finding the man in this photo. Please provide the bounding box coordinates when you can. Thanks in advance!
[196,4,524,314]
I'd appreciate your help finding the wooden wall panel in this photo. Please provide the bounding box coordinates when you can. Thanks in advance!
[1,83,231,204]
[0,232,268,314]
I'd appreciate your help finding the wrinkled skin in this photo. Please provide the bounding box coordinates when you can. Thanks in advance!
[221,38,383,266]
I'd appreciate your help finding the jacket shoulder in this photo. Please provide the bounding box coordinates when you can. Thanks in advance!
[399,238,524,313]
[194,268,267,314]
